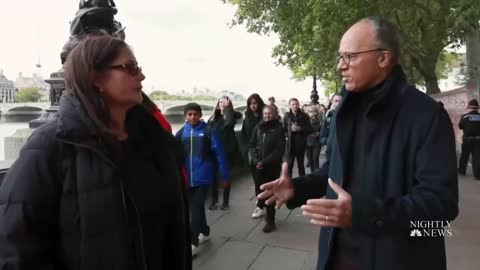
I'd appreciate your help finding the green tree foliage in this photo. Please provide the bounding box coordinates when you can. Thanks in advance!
[436,52,460,81]
[16,87,42,102]
[322,79,340,98]
[321,70,342,97]
[224,0,480,95]
[149,90,217,101]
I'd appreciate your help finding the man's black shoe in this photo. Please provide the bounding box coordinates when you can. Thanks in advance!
[262,221,276,233]
[220,203,230,210]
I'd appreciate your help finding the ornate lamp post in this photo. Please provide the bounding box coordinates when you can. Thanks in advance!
[309,68,319,105]
[29,0,125,128]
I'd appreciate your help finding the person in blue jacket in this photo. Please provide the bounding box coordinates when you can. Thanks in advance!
[175,103,230,256]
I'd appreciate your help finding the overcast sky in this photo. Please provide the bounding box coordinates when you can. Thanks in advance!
[0,0,326,102]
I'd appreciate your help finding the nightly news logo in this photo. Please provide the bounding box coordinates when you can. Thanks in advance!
[410,221,453,237]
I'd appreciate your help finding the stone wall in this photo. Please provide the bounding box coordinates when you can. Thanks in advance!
[431,87,469,151]
[4,128,34,160]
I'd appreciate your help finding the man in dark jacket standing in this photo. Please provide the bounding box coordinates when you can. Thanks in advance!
[458,99,480,179]
[259,16,458,270]
[319,94,342,147]
[284,98,312,176]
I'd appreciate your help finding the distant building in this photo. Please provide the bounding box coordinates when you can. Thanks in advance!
[0,70,16,103]
[14,72,50,101]
[15,72,49,91]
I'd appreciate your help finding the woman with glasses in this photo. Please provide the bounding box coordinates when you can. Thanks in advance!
[0,35,191,270]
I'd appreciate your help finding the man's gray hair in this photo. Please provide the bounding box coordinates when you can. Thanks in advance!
[264,105,279,118]
[362,16,402,64]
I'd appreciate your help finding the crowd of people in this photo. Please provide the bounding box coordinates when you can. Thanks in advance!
[0,16,461,270]
[174,90,341,255]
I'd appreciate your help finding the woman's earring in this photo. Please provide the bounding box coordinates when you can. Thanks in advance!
[99,88,103,93]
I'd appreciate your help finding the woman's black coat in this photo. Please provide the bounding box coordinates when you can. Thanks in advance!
[249,120,286,181]
[0,94,191,270]
[208,108,242,164]
[241,109,262,143]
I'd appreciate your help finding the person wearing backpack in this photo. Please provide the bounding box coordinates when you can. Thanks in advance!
[175,103,230,256]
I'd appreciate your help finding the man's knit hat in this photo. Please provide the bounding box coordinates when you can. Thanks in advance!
[468,99,479,109]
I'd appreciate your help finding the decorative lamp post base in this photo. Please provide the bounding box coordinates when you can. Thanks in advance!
[29,106,60,128]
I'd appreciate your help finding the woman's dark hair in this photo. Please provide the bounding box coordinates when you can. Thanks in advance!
[211,96,234,122]
[246,93,265,115]
[63,34,129,145]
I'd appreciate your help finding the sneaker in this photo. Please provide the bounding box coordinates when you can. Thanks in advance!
[208,202,218,210]
[191,244,199,256]
[221,203,230,210]
[251,207,265,219]
[262,221,276,233]
[198,233,210,245]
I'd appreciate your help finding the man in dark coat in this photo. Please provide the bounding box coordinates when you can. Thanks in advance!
[458,99,480,179]
[283,98,313,176]
[319,94,342,147]
[258,16,458,270]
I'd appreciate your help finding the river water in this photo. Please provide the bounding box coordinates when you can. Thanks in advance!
[0,110,242,162]
[0,120,213,161]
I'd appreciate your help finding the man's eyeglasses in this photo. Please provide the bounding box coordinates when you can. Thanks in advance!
[336,48,386,65]
[107,63,142,76]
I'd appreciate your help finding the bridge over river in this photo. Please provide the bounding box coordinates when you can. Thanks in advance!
[155,100,289,124]
[0,100,288,123]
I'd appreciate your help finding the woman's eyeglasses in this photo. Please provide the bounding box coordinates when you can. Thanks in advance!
[107,63,142,76]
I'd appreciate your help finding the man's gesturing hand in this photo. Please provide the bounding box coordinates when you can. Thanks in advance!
[301,179,352,227]
[257,162,294,209]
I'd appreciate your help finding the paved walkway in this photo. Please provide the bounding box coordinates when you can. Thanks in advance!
[193,165,480,270]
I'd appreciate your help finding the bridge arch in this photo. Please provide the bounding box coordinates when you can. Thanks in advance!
[7,106,44,113]
[235,105,247,113]
[164,104,215,114]
[164,103,216,124]
[4,106,44,122]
